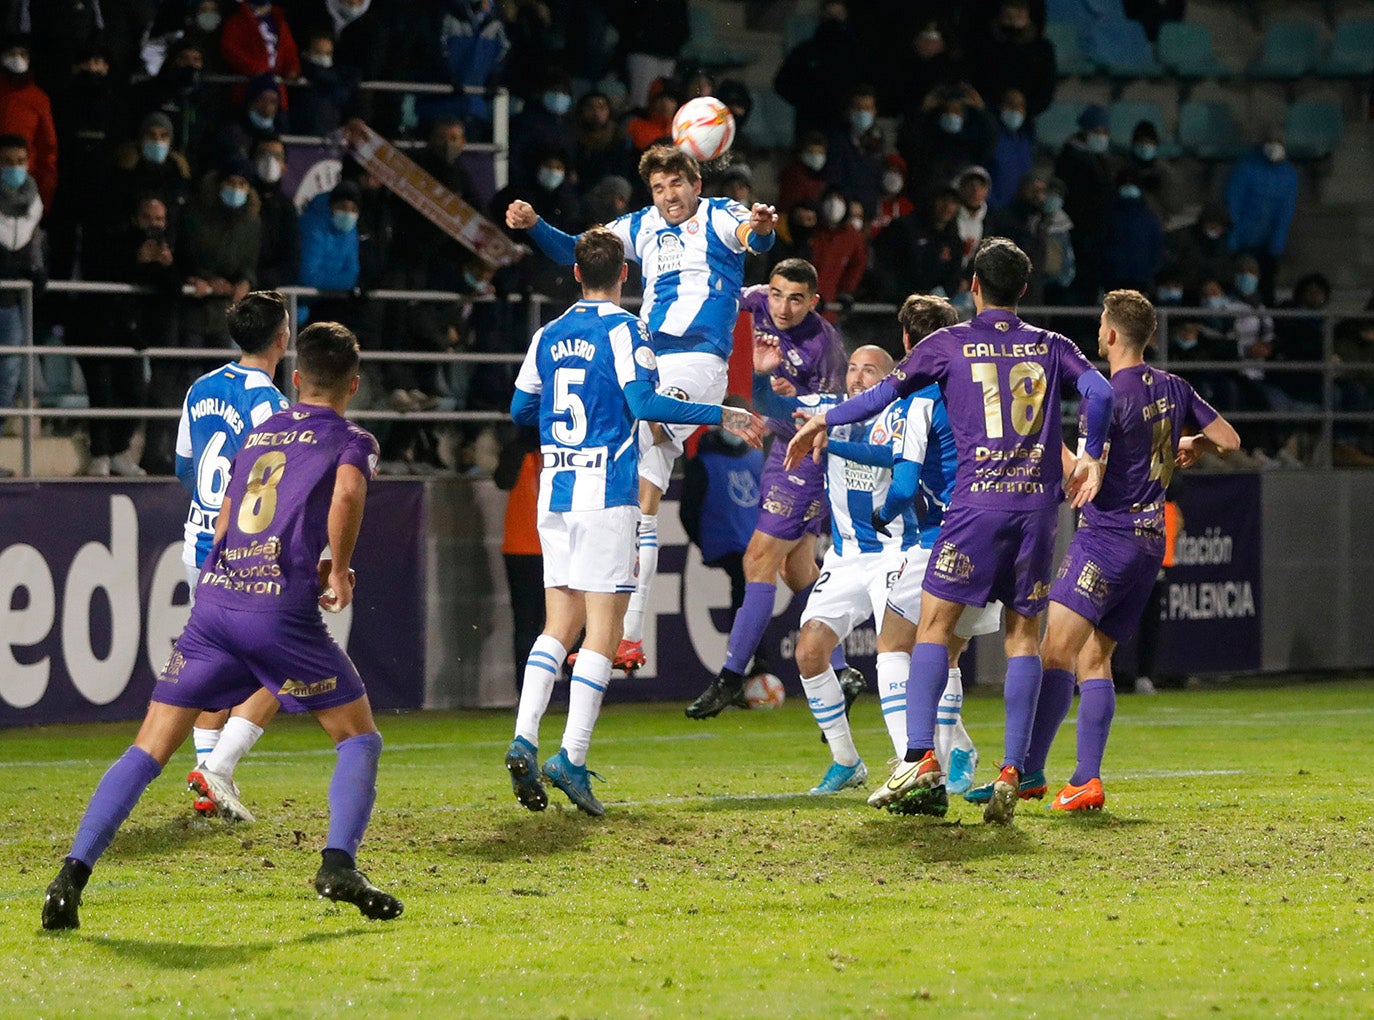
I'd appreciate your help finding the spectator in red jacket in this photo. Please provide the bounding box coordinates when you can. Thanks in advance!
[220,2,301,107]
[0,37,57,211]
[811,186,867,321]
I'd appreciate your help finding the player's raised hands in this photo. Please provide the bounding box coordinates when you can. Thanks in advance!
[720,406,767,449]
[1064,454,1105,509]
[753,332,782,375]
[785,412,829,469]
[749,203,778,236]
[506,200,538,230]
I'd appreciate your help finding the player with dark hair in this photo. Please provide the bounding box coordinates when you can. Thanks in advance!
[684,256,857,720]
[1009,290,1239,812]
[175,290,291,822]
[507,144,778,675]
[504,228,764,816]
[42,322,401,930]
[788,237,1115,824]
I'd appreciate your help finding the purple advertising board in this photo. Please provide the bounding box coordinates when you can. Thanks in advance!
[0,480,426,727]
[1153,473,1263,674]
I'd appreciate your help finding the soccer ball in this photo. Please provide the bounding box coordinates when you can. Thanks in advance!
[672,96,736,162]
[743,673,785,710]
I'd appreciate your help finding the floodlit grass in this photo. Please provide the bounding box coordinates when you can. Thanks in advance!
[3,680,1373,1018]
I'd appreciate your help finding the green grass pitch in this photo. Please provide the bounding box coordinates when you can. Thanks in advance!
[3,679,1372,1018]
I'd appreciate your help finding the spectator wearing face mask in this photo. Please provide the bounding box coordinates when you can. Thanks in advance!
[971,0,1057,122]
[572,91,635,195]
[1054,103,1114,304]
[250,136,299,290]
[989,87,1032,210]
[129,41,217,157]
[510,67,575,189]
[873,186,963,303]
[298,180,361,326]
[778,131,831,214]
[182,1,229,65]
[1101,169,1164,294]
[775,0,863,136]
[869,154,913,240]
[50,44,124,278]
[221,0,301,108]
[897,82,996,202]
[1002,171,1051,302]
[825,84,888,218]
[1166,200,1232,291]
[747,201,817,286]
[391,117,477,287]
[0,133,43,448]
[810,186,867,320]
[179,154,261,348]
[1124,120,1187,225]
[0,37,57,212]
[1225,126,1298,307]
[291,28,359,135]
[492,150,580,235]
[1038,176,1077,304]
[110,111,192,234]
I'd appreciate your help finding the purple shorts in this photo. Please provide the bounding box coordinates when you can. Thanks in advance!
[152,601,366,713]
[755,445,828,542]
[1050,525,1164,643]
[922,504,1058,617]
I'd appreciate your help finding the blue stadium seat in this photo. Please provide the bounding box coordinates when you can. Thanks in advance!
[1035,100,1088,151]
[1086,18,1164,77]
[743,89,795,151]
[1284,99,1344,160]
[1248,19,1320,80]
[1046,21,1098,75]
[1157,22,1231,78]
[1317,17,1374,78]
[681,8,752,68]
[782,13,818,53]
[1046,0,1093,31]
[1107,100,1180,156]
[1177,100,1245,160]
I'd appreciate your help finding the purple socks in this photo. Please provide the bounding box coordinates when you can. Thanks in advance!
[1002,655,1044,772]
[69,746,164,868]
[1071,678,1116,785]
[724,581,776,674]
[905,643,948,752]
[830,643,848,671]
[326,731,382,859]
[1024,667,1076,774]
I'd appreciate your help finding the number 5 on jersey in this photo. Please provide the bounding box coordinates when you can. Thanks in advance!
[553,367,587,445]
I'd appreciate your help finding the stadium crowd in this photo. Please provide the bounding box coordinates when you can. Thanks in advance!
[0,0,1371,478]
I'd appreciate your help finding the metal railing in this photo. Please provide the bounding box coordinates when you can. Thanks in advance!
[3,282,1372,477]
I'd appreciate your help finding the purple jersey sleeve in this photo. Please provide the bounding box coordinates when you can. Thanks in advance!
[339,423,380,479]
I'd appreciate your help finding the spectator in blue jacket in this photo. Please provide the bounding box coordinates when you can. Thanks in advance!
[298,180,361,324]
[1101,169,1164,294]
[1225,126,1299,306]
[988,87,1033,209]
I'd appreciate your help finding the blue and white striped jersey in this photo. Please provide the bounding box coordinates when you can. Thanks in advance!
[890,382,957,550]
[604,197,751,359]
[514,300,658,512]
[176,363,289,569]
[828,397,921,556]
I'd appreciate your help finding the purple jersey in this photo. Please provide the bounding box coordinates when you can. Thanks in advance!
[741,285,846,440]
[889,310,1101,511]
[1080,364,1219,536]
[195,403,379,614]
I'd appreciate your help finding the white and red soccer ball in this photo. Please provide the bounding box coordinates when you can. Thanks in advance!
[743,673,785,710]
[672,96,736,162]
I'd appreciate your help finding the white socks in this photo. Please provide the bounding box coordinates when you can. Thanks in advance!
[876,651,910,758]
[802,668,860,767]
[561,649,612,766]
[203,717,264,778]
[192,726,221,766]
[934,666,974,768]
[515,635,566,748]
[622,513,659,643]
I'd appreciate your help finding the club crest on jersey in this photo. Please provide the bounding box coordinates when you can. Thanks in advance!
[786,349,804,367]
[660,385,689,401]
[634,345,657,370]
[685,219,700,234]
[995,320,1011,331]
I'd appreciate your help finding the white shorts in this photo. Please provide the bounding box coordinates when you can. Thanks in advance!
[637,351,728,493]
[886,544,1004,639]
[800,545,909,642]
[539,504,639,593]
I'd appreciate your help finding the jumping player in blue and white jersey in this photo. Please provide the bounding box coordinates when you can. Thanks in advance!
[503,228,764,816]
[173,292,291,823]
[507,144,778,673]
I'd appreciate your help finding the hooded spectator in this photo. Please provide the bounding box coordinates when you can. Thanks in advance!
[1101,169,1164,293]
[111,111,192,232]
[1166,200,1233,290]
[898,82,997,201]
[291,27,359,134]
[989,87,1033,209]
[1226,125,1299,306]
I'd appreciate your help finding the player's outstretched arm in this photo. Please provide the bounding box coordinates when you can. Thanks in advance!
[826,438,892,468]
[623,380,765,448]
[1177,415,1242,468]
[506,200,577,264]
[322,464,368,612]
[871,458,922,536]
